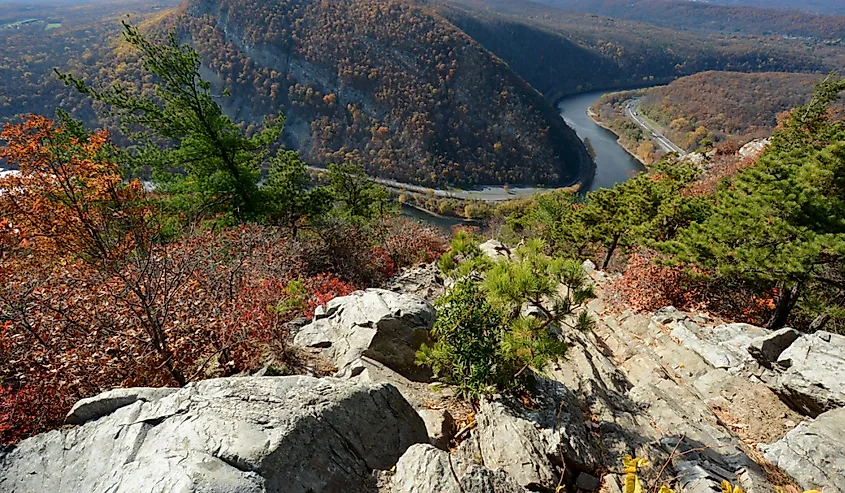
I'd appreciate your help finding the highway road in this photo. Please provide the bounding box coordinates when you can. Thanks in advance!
[625,100,686,155]
[306,166,547,202]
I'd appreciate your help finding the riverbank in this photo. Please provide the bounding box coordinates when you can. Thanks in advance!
[556,90,645,191]
[586,108,650,167]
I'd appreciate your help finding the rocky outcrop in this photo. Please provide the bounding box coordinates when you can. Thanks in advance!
[573,304,798,493]
[388,444,528,493]
[664,314,768,370]
[294,289,435,379]
[0,377,427,493]
[478,239,510,261]
[760,330,845,416]
[457,399,561,489]
[417,409,455,451]
[761,407,845,492]
[64,387,177,425]
[747,328,801,369]
[387,263,446,302]
[738,138,770,160]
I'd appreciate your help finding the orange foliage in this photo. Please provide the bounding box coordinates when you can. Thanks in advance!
[610,249,777,325]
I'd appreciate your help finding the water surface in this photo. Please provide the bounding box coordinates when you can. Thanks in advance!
[557,91,645,191]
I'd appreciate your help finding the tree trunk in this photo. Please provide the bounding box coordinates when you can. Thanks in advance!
[810,313,831,332]
[766,283,801,330]
[601,233,621,270]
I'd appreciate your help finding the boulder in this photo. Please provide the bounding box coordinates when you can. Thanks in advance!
[457,399,558,490]
[389,444,528,493]
[747,328,801,369]
[668,320,767,370]
[0,377,427,493]
[653,306,689,325]
[293,289,435,379]
[768,331,845,416]
[760,407,845,492]
[417,409,455,450]
[738,138,770,160]
[478,239,510,261]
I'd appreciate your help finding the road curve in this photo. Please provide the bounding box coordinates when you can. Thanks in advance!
[306,166,555,202]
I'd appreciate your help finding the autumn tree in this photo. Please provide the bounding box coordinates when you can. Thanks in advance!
[0,115,293,441]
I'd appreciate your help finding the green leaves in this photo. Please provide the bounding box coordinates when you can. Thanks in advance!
[420,237,595,399]
[326,163,392,222]
[263,151,332,232]
[57,21,287,222]
[417,279,510,398]
[658,77,845,329]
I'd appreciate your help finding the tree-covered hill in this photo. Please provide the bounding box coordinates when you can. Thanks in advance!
[435,0,841,101]
[173,0,591,187]
[2,0,592,188]
[635,71,831,150]
[531,0,845,39]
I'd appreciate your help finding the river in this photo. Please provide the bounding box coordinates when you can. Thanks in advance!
[402,90,645,228]
[557,90,645,192]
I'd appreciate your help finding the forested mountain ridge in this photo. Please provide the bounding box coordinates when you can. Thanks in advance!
[637,71,831,150]
[434,0,839,102]
[2,0,591,188]
[92,0,593,187]
[530,0,845,39]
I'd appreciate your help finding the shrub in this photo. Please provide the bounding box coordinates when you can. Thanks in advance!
[419,238,595,398]
[416,280,514,398]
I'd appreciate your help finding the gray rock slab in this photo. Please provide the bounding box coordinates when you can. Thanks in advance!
[390,444,528,493]
[761,407,845,492]
[1,376,427,493]
[294,289,434,379]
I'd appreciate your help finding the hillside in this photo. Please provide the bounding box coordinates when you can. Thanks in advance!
[531,0,845,39]
[434,0,839,102]
[0,1,179,123]
[703,0,845,16]
[177,0,594,187]
[8,0,587,188]
[637,71,826,150]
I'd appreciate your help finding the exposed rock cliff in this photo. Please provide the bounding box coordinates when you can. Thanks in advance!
[2,262,843,493]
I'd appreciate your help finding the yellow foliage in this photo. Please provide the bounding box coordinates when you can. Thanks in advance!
[621,456,674,493]
[622,455,650,474]
[624,472,645,493]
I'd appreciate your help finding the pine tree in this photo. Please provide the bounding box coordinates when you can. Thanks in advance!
[263,151,332,235]
[327,163,391,221]
[659,77,845,329]
[56,21,283,221]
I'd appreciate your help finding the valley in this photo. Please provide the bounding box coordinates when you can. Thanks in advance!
[2,2,845,491]
[3,0,844,195]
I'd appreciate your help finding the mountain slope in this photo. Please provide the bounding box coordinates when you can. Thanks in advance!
[168,0,590,187]
[434,0,836,102]
[532,0,845,39]
[637,71,828,148]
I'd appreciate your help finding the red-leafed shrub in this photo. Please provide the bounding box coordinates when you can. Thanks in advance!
[0,116,448,444]
[382,217,448,266]
[303,274,356,317]
[609,250,777,325]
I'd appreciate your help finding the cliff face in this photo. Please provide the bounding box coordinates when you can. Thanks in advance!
[176,0,590,188]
